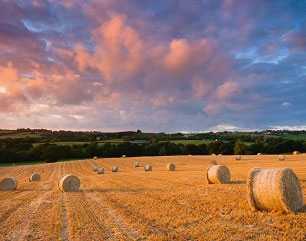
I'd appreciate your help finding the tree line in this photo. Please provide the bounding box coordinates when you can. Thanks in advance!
[0,137,305,164]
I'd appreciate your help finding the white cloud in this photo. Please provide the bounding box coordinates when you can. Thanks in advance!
[208,124,255,132]
[270,125,306,131]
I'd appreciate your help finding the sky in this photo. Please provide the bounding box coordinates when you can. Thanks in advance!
[0,0,306,132]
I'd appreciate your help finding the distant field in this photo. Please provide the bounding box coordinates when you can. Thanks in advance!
[0,155,305,240]
[33,139,210,146]
[33,139,126,147]
[280,133,306,141]
[169,139,210,145]
[0,132,43,139]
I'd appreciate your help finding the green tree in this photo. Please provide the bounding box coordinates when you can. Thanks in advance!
[234,140,247,155]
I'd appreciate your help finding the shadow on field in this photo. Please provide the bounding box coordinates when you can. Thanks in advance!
[299,205,306,213]
[83,187,161,193]
[17,188,51,192]
[229,180,246,184]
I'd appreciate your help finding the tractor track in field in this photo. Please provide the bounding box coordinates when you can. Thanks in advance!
[71,161,143,240]
[9,190,53,241]
[1,167,57,241]
[0,166,56,225]
[84,191,143,241]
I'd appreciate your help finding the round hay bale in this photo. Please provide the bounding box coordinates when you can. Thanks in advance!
[144,164,152,172]
[257,153,262,156]
[278,155,286,161]
[29,173,41,182]
[93,156,98,160]
[93,165,99,172]
[247,168,304,213]
[211,153,216,156]
[167,163,176,171]
[206,165,231,184]
[134,161,140,168]
[218,154,222,156]
[122,155,126,158]
[112,166,119,172]
[0,177,17,191]
[208,160,218,166]
[96,167,105,174]
[235,155,242,161]
[293,151,300,155]
[59,175,80,192]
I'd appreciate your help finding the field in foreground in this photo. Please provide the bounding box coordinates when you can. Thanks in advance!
[0,155,305,241]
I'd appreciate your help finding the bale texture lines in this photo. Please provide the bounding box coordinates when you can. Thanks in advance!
[144,164,152,172]
[134,161,140,168]
[167,163,176,171]
[206,165,231,184]
[29,173,41,182]
[59,174,80,192]
[247,168,304,213]
[0,177,17,191]
[112,166,119,172]
[96,167,105,174]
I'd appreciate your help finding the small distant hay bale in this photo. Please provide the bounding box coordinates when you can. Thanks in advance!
[293,151,300,155]
[93,166,99,172]
[96,167,105,174]
[247,168,304,213]
[235,155,242,161]
[134,161,140,168]
[218,154,222,156]
[29,173,41,182]
[0,177,17,191]
[59,175,80,192]
[112,166,119,172]
[206,165,231,184]
[144,164,152,172]
[278,155,286,161]
[167,163,176,171]
[211,153,216,156]
[122,155,126,158]
[208,160,218,166]
[257,153,262,156]
[93,156,98,160]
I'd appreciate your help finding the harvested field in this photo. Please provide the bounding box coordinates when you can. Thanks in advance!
[0,155,305,241]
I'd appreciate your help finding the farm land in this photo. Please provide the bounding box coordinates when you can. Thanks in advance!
[0,154,305,240]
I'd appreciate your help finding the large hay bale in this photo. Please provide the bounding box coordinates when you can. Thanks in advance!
[144,164,152,172]
[206,165,231,184]
[278,155,286,161]
[29,173,41,182]
[167,163,176,171]
[247,168,304,213]
[96,167,104,174]
[134,161,140,168]
[0,177,17,191]
[112,166,119,172]
[59,175,80,192]
[235,155,242,161]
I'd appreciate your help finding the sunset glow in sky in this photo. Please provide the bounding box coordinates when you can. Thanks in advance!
[1,0,306,132]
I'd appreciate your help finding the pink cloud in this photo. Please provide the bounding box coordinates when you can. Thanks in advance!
[216,81,240,99]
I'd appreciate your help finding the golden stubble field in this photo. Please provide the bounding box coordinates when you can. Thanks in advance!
[0,155,305,241]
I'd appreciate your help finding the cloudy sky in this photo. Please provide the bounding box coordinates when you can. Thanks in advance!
[0,0,306,132]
